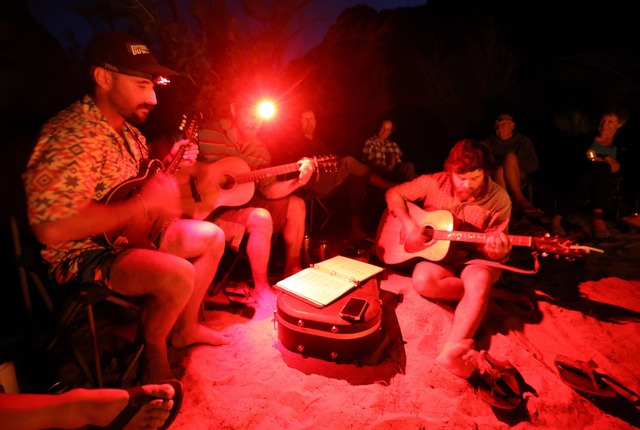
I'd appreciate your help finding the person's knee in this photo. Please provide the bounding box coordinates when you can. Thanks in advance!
[246,207,273,234]
[202,222,225,253]
[412,270,440,297]
[503,152,518,164]
[341,155,369,176]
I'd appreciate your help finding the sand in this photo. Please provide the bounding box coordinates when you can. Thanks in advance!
[166,216,640,430]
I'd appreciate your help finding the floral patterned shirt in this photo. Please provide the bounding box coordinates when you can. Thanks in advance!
[23,95,148,282]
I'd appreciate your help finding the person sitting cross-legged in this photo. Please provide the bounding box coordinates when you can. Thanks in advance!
[381,138,534,378]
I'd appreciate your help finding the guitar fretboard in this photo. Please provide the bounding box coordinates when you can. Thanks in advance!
[432,230,533,248]
[234,163,300,184]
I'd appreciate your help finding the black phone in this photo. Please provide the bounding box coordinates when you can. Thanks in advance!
[339,297,368,322]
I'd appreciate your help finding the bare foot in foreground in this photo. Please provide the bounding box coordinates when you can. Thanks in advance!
[170,324,229,350]
[253,285,278,318]
[115,384,175,430]
[435,339,479,379]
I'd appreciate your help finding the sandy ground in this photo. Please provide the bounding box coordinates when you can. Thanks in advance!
[164,215,640,430]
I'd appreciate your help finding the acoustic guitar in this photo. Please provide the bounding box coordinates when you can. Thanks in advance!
[178,155,338,220]
[375,201,595,265]
[102,112,202,248]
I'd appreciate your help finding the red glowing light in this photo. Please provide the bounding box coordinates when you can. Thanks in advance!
[256,99,277,120]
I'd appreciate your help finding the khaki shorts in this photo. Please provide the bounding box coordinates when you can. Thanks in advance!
[211,194,290,251]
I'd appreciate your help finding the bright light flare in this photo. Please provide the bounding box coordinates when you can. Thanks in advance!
[256,99,277,120]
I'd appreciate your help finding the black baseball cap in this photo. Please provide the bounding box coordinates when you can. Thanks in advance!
[86,31,178,82]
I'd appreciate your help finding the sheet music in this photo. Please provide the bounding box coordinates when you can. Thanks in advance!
[275,255,384,307]
[313,255,383,283]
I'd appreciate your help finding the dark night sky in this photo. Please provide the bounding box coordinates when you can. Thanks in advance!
[26,0,427,61]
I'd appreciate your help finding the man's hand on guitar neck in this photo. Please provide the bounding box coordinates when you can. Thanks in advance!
[297,158,317,186]
[483,231,511,261]
[164,138,198,169]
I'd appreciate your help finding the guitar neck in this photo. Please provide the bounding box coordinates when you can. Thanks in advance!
[234,162,301,185]
[164,145,187,176]
[432,230,533,248]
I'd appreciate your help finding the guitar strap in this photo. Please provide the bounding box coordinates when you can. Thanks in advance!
[465,252,540,275]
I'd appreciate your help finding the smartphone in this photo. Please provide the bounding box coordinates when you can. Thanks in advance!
[339,297,369,322]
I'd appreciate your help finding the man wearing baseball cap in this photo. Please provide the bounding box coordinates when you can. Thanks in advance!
[23,32,227,419]
[86,31,178,84]
[484,113,542,216]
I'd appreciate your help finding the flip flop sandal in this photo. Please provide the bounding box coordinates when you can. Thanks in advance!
[554,355,638,402]
[473,352,524,410]
[223,282,255,305]
[98,379,183,430]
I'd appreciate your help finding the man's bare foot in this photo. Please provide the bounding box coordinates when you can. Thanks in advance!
[170,324,229,350]
[435,339,479,379]
[113,384,175,430]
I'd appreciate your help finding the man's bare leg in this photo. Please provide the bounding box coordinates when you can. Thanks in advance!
[0,384,175,430]
[502,153,530,208]
[244,208,275,298]
[282,196,306,278]
[160,220,229,350]
[413,262,503,378]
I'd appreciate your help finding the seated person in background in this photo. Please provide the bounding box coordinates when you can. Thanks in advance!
[0,383,175,429]
[362,116,418,183]
[197,98,316,304]
[550,107,629,239]
[483,114,540,215]
[22,31,227,385]
[289,109,396,241]
[383,139,532,378]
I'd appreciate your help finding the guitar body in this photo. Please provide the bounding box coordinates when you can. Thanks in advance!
[101,112,202,248]
[178,155,338,220]
[103,159,165,249]
[375,203,456,264]
[178,157,256,220]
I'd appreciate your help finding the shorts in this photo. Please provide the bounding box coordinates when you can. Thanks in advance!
[210,193,290,251]
[53,248,123,287]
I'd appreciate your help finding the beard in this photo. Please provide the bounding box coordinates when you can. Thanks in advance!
[124,104,153,125]
[453,181,483,202]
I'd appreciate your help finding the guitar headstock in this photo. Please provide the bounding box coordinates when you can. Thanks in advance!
[533,234,603,259]
[312,154,338,173]
[176,112,203,144]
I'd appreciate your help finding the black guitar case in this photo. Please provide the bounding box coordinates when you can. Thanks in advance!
[276,277,383,361]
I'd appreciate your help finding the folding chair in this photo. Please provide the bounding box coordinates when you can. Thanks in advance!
[9,213,55,341]
[10,213,144,388]
[45,281,144,388]
[306,194,340,235]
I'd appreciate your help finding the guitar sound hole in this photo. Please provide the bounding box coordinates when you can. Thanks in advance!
[422,227,435,242]
[220,175,236,190]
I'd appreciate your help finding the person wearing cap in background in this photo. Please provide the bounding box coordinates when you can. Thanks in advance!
[483,113,542,216]
[22,31,228,401]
